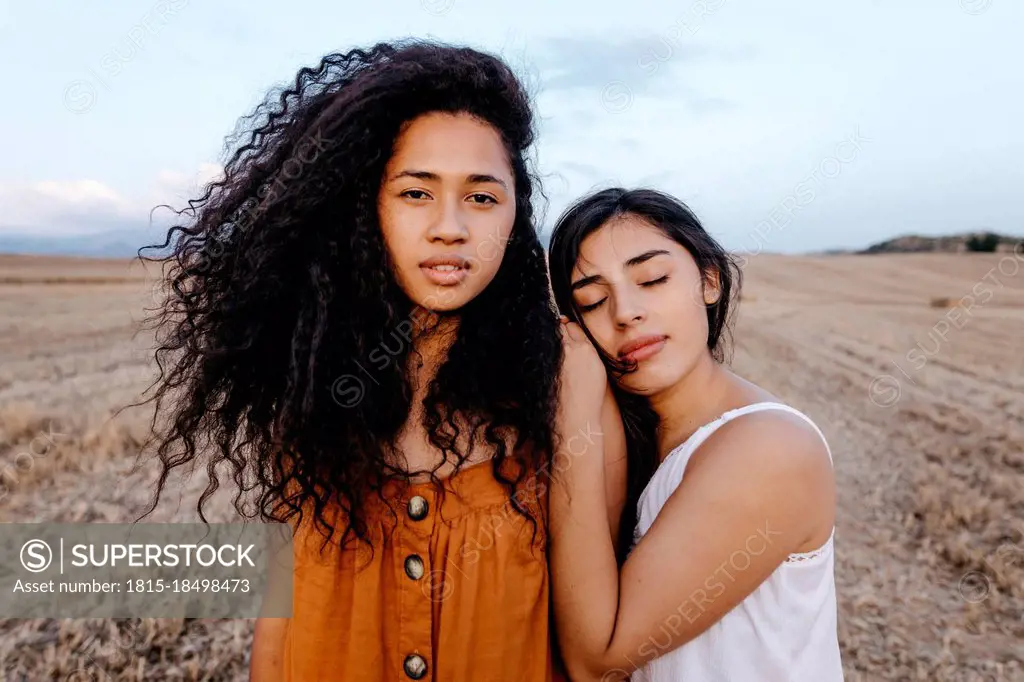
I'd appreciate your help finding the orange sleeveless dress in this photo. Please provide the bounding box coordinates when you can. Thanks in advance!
[282,458,566,681]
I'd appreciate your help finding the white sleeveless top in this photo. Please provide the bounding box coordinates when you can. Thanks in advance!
[631,402,844,682]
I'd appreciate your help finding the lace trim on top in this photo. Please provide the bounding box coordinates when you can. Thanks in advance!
[784,530,834,564]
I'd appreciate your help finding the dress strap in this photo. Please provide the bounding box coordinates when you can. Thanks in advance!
[716,402,833,465]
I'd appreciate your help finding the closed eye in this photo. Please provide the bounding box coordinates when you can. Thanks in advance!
[579,276,667,313]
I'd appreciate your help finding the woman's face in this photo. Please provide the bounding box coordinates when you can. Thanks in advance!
[569,214,719,395]
[378,111,517,313]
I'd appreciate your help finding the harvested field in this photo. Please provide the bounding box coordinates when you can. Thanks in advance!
[1,252,1021,681]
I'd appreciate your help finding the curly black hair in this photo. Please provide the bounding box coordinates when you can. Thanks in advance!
[135,39,562,556]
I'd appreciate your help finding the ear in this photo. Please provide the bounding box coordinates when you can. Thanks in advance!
[702,268,722,305]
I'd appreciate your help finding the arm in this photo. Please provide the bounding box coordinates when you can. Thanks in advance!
[599,383,628,555]
[551,317,626,556]
[551,407,834,682]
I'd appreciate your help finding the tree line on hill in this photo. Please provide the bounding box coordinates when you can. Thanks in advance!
[858,231,1023,254]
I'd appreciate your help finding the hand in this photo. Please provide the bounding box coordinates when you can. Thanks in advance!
[558,315,608,422]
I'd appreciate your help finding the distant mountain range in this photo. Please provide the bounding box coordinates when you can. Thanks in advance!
[0,228,173,259]
[1,228,1021,259]
[856,232,1022,254]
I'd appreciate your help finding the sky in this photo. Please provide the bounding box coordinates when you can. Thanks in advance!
[0,0,1021,254]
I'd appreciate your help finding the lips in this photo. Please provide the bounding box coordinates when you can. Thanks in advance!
[618,334,668,362]
[421,255,469,269]
[420,255,470,286]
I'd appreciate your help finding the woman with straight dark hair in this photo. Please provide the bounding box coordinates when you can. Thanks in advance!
[547,187,843,681]
[138,41,625,681]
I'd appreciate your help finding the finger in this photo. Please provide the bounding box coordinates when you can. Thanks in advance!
[563,321,589,344]
[559,323,575,346]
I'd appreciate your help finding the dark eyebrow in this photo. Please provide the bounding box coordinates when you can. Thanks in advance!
[466,173,508,190]
[391,170,439,182]
[390,170,508,191]
[570,249,671,290]
[624,249,671,267]
[571,273,604,291]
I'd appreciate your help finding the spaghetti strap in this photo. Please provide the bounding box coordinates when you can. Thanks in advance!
[637,402,833,513]
[718,402,834,465]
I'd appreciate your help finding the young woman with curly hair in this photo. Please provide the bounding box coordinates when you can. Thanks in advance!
[138,41,626,681]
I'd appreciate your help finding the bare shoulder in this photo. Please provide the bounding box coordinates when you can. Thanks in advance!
[689,407,832,480]
[679,406,836,551]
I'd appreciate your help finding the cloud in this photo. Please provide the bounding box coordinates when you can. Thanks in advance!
[0,163,224,238]
[522,34,739,114]
[0,180,134,236]
[154,162,224,203]
[550,161,600,183]
[31,179,125,205]
[536,36,706,94]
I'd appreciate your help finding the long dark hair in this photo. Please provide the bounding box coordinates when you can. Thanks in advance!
[135,40,561,554]
[547,187,742,558]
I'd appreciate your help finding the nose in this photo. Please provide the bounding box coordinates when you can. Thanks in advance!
[426,197,469,244]
[612,288,646,328]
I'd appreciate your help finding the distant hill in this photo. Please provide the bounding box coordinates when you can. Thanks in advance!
[858,232,1022,254]
[3,227,1022,259]
[0,228,173,259]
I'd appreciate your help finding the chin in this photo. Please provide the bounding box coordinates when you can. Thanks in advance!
[618,362,678,395]
[411,287,475,312]
[426,300,467,313]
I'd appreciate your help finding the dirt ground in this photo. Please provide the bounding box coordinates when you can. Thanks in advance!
[0,251,1021,681]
